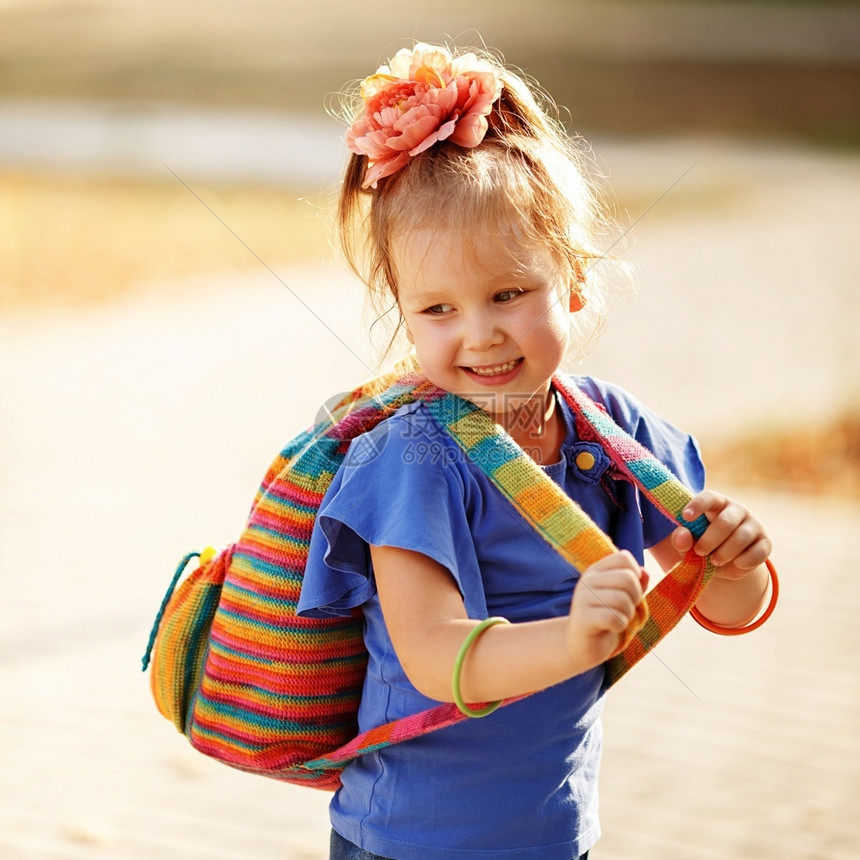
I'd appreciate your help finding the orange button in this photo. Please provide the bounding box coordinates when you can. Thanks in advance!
[575,451,596,471]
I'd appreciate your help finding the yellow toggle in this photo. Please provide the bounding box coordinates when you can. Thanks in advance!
[198,546,217,567]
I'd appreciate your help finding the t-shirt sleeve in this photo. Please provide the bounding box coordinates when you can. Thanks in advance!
[574,376,706,548]
[297,412,476,618]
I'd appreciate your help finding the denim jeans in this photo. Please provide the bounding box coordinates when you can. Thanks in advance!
[330,829,589,859]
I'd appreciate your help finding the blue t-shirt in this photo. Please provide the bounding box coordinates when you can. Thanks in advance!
[298,376,705,859]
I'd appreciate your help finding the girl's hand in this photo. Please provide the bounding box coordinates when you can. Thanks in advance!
[671,490,772,580]
[566,550,649,670]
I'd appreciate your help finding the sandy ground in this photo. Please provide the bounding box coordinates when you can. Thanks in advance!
[1,138,860,858]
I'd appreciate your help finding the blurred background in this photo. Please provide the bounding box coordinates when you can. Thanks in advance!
[1,2,859,859]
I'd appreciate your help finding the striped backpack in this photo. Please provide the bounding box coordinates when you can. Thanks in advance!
[141,369,763,790]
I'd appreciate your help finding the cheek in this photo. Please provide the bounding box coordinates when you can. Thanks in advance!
[548,308,570,338]
[526,301,570,345]
[407,321,449,362]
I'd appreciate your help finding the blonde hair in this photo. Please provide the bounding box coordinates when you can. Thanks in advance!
[337,47,626,363]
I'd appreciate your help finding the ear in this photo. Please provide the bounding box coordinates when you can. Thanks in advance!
[570,259,587,313]
[569,289,585,313]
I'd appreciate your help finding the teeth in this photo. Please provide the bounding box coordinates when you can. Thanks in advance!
[469,359,520,376]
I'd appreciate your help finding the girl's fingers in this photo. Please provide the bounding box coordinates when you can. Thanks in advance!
[671,526,694,554]
[583,554,645,594]
[708,519,760,566]
[692,502,746,557]
[720,537,773,573]
[681,492,770,567]
[589,580,643,611]
[579,557,647,630]
[585,590,641,633]
[701,514,753,562]
[681,489,726,523]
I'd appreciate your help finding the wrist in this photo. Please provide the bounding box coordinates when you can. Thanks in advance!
[695,561,772,629]
[562,619,618,677]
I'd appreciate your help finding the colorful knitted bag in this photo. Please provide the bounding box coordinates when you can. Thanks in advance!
[141,370,741,789]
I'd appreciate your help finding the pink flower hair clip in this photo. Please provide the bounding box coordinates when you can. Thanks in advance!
[346,44,504,189]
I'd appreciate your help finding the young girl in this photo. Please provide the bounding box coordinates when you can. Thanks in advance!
[298,43,773,860]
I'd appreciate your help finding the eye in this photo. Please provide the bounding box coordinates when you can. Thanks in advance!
[495,288,524,304]
[424,303,454,315]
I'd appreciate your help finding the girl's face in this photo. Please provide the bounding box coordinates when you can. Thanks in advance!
[392,225,577,433]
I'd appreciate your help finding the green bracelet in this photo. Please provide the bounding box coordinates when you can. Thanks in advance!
[452,616,511,718]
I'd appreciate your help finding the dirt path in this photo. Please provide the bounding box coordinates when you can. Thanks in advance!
[1,138,859,858]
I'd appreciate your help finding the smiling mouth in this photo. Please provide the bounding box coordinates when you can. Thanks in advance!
[466,358,522,376]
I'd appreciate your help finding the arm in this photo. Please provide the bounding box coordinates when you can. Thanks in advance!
[371,544,648,704]
[649,490,772,628]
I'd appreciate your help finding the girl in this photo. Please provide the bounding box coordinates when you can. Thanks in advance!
[298,43,773,860]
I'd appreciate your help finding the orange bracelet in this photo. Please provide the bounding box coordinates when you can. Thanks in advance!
[690,558,779,636]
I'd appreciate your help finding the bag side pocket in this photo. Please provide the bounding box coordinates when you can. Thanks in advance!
[147,548,231,734]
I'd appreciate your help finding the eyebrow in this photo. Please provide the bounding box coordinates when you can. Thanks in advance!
[404,271,532,300]
[400,289,453,306]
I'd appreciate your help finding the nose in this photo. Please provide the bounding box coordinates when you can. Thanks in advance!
[461,310,504,352]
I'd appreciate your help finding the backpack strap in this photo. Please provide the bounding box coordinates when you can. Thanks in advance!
[297,374,715,775]
[549,375,716,685]
[422,376,715,688]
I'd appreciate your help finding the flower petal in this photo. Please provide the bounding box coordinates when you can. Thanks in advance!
[363,152,410,188]
[448,113,489,148]
[408,45,453,80]
[389,114,442,151]
[360,73,398,101]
